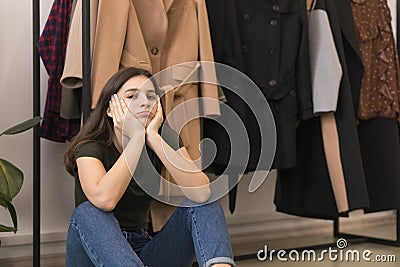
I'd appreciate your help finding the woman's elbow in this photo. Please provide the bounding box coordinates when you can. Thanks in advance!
[186,185,211,203]
[90,195,117,212]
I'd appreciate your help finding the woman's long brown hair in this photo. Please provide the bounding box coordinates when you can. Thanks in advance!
[64,67,154,175]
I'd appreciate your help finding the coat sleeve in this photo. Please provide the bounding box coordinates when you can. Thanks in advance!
[195,0,221,117]
[90,0,130,108]
[61,0,99,90]
[295,0,314,120]
[308,8,342,114]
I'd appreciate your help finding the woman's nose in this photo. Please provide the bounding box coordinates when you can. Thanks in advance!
[139,94,151,107]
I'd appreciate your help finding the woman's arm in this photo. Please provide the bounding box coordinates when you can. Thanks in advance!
[76,135,144,212]
[146,131,211,203]
[145,99,210,203]
[76,95,145,211]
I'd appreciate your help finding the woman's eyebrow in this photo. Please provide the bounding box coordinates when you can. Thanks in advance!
[124,88,155,93]
[124,88,138,93]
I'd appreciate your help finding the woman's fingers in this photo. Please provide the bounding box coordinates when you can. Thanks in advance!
[110,95,121,123]
[109,98,118,125]
[120,97,128,114]
[114,94,125,121]
[157,97,163,119]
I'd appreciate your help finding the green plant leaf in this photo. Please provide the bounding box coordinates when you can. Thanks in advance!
[0,116,41,136]
[0,158,24,201]
[0,224,17,233]
[0,199,17,230]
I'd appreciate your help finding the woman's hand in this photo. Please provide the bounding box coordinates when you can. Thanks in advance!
[109,94,144,139]
[146,96,164,136]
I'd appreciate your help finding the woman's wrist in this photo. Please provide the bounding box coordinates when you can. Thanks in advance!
[128,129,146,143]
[145,130,160,147]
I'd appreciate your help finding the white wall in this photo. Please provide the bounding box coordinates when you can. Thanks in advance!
[0,0,396,260]
[0,0,74,249]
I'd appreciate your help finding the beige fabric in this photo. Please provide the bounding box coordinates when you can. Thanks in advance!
[88,0,219,231]
[61,0,99,90]
[320,113,349,213]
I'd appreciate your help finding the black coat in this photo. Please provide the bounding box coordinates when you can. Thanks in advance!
[203,0,313,214]
[274,0,370,219]
[203,0,313,172]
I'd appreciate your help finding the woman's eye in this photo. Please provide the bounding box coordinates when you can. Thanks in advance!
[127,94,137,99]
[148,95,156,100]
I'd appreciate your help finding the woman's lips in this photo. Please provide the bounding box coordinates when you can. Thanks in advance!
[137,111,151,117]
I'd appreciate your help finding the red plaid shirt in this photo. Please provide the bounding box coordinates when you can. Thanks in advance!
[37,0,80,142]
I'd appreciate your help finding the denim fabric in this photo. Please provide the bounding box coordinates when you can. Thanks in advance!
[66,199,236,267]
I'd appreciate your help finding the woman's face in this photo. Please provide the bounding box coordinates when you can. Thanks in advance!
[117,75,158,126]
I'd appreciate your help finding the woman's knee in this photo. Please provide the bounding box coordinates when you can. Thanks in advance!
[70,201,113,225]
[183,199,225,219]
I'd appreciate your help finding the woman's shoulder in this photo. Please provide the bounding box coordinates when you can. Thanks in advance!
[74,140,107,162]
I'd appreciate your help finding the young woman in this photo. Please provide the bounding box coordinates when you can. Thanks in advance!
[64,67,235,267]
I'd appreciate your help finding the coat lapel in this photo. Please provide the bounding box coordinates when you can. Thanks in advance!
[163,0,174,13]
[333,0,362,62]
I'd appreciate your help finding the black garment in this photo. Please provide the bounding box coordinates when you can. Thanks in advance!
[204,0,313,172]
[204,0,312,214]
[274,0,370,219]
[73,124,183,231]
[358,119,400,212]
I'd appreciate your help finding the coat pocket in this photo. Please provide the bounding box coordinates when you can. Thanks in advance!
[171,62,200,96]
[167,3,187,16]
[121,49,151,72]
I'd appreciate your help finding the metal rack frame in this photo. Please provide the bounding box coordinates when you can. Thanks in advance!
[32,0,91,266]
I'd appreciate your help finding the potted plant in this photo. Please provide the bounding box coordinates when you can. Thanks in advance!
[0,116,41,236]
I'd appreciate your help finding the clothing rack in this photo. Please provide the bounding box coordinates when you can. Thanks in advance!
[32,0,40,266]
[331,0,400,249]
[31,1,400,266]
[32,0,91,266]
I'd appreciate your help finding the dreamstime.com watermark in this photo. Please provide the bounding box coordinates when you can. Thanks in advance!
[257,238,396,263]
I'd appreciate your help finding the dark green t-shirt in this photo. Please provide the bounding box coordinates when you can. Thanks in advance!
[73,125,183,231]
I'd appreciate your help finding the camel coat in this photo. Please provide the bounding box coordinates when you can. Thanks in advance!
[62,0,220,231]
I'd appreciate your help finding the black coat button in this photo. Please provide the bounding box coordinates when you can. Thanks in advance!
[272,4,280,12]
[151,47,159,55]
[269,49,277,55]
[269,80,277,87]
[269,19,278,26]
[290,90,296,96]
[242,45,249,53]
[244,13,252,21]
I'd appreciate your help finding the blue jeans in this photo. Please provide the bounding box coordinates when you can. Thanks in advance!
[66,199,236,267]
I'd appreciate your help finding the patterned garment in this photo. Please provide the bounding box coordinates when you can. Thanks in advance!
[351,0,400,121]
[37,0,81,142]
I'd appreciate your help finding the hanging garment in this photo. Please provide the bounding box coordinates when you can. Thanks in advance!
[308,1,351,213]
[351,0,400,121]
[202,0,245,176]
[37,0,81,142]
[274,0,370,219]
[233,0,313,170]
[204,0,312,214]
[351,0,400,212]
[60,0,99,119]
[204,0,313,171]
